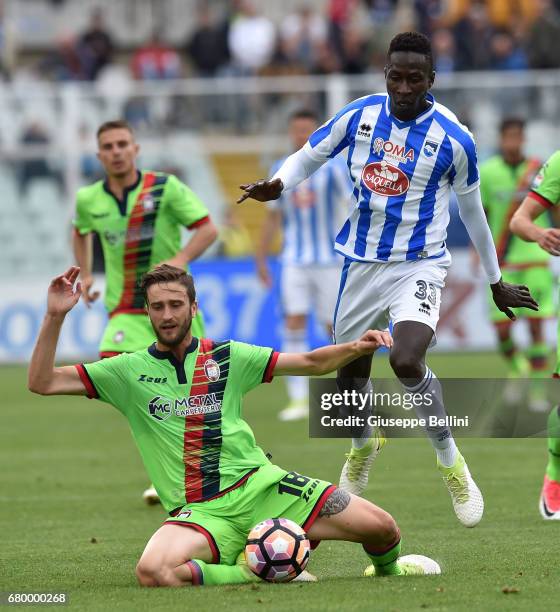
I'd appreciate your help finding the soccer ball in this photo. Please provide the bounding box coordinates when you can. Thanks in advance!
[244,518,310,582]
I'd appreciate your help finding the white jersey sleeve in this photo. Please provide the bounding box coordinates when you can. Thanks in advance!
[448,126,480,195]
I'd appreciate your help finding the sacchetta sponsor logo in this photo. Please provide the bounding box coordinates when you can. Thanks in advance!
[204,358,221,382]
[362,161,410,196]
[148,394,222,420]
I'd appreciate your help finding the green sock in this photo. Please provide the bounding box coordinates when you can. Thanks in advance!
[527,343,549,377]
[186,559,256,586]
[364,537,402,576]
[547,406,560,482]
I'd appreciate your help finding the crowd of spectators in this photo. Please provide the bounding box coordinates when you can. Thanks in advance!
[4,0,560,84]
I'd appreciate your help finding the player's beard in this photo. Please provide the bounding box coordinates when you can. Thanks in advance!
[154,315,192,348]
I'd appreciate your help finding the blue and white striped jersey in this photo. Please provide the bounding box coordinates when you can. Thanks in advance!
[305,92,479,263]
[268,156,350,265]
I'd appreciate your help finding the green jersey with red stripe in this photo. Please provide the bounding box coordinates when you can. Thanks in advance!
[530,150,560,209]
[480,155,549,267]
[73,171,210,314]
[76,338,279,513]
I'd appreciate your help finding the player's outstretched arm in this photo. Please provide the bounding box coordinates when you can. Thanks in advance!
[510,195,560,256]
[28,267,89,396]
[274,330,392,376]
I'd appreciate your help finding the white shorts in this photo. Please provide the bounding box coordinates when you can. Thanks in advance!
[281,263,342,325]
[333,252,451,345]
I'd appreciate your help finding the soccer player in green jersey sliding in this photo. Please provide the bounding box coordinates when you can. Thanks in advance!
[72,120,218,504]
[28,264,442,585]
[511,150,560,519]
[480,118,553,408]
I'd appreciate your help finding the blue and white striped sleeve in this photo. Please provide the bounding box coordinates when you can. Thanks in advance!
[304,105,359,162]
[448,130,480,196]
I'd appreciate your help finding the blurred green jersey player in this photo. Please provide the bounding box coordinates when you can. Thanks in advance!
[511,149,560,520]
[72,120,218,503]
[480,117,553,387]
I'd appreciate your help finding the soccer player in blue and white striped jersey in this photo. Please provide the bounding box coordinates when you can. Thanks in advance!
[239,32,537,527]
[256,110,350,421]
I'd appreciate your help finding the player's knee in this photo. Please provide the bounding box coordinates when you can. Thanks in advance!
[366,507,399,547]
[389,349,423,380]
[336,376,369,392]
[136,559,160,587]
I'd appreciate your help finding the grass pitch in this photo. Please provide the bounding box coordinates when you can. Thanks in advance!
[1,352,558,611]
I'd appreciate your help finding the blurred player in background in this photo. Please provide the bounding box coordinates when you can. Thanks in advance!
[511,151,560,520]
[256,109,350,421]
[479,118,552,409]
[72,120,218,504]
[239,32,537,527]
[28,265,442,585]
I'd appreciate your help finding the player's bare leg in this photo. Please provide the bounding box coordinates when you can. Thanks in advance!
[337,353,386,495]
[279,313,309,421]
[390,321,484,527]
[308,489,440,576]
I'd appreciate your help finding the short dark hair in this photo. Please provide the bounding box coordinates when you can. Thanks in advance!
[499,116,525,134]
[96,120,134,139]
[387,31,433,70]
[289,109,319,123]
[140,265,196,304]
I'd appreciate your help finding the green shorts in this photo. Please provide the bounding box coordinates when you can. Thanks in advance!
[98,311,205,356]
[488,266,554,322]
[164,464,335,565]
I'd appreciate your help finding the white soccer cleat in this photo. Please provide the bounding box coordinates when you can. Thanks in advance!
[339,431,386,495]
[278,400,309,422]
[364,554,441,577]
[142,485,161,505]
[438,453,484,527]
[539,476,560,520]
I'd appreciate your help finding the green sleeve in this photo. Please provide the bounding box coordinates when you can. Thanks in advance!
[73,189,93,235]
[478,161,490,208]
[164,174,210,228]
[79,354,130,414]
[531,151,560,206]
[230,341,279,394]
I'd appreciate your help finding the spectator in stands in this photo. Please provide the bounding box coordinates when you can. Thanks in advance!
[131,30,182,80]
[186,3,230,76]
[327,0,358,61]
[525,0,560,69]
[40,33,85,81]
[340,24,368,74]
[227,0,276,75]
[432,27,456,73]
[79,8,114,80]
[414,0,447,37]
[453,0,495,70]
[280,4,328,73]
[17,121,63,195]
[489,28,528,70]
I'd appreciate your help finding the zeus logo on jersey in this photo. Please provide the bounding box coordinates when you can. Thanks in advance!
[148,394,222,421]
[362,161,410,197]
[373,137,415,164]
[138,374,168,383]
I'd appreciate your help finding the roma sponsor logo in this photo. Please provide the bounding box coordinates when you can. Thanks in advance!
[373,137,415,163]
[361,161,410,196]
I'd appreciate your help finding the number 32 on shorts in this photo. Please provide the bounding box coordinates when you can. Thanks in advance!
[414,280,437,306]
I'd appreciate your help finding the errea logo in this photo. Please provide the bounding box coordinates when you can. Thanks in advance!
[138,374,168,384]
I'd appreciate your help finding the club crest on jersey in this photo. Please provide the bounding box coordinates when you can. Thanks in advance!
[142,194,155,211]
[373,137,414,164]
[423,140,439,157]
[362,161,410,197]
[204,359,221,382]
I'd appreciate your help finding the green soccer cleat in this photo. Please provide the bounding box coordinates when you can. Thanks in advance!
[142,484,161,505]
[438,452,484,527]
[339,430,386,495]
[364,554,441,577]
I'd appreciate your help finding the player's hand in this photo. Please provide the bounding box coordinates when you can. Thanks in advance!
[490,278,539,321]
[537,227,560,256]
[47,267,82,317]
[160,256,187,270]
[356,329,393,354]
[237,178,283,204]
[80,274,100,308]
[256,260,272,287]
